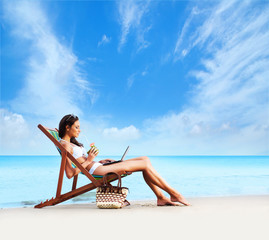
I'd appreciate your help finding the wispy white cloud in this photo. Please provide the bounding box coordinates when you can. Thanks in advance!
[103,125,140,141]
[136,24,152,52]
[127,73,136,90]
[141,66,148,76]
[87,57,98,62]
[126,67,148,90]
[117,0,151,51]
[98,34,111,47]
[0,109,30,151]
[2,0,97,119]
[144,0,269,155]
[0,108,61,155]
[174,6,200,60]
[2,0,268,156]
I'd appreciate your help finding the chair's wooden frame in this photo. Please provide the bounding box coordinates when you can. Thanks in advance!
[34,124,124,208]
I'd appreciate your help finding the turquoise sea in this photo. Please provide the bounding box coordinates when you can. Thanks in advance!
[0,155,269,208]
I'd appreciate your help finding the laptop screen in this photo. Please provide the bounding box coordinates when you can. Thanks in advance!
[120,146,130,161]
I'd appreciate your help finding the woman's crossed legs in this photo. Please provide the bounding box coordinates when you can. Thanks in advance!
[93,156,190,206]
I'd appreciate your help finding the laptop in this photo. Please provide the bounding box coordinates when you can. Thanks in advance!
[103,146,130,165]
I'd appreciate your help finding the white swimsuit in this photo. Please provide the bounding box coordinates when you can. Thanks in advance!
[72,145,87,159]
[60,139,102,174]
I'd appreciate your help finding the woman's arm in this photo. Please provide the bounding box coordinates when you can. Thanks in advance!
[61,143,78,179]
[62,142,98,178]
[60,142,86,178]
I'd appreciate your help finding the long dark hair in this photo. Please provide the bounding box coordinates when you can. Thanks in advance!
[58,114,83,147]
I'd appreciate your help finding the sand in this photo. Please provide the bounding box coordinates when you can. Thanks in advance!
[0,195,268,240]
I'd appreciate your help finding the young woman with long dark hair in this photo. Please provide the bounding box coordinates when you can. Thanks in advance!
[59,114,190,206]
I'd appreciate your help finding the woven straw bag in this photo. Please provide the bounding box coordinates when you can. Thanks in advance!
[96,172,129,209]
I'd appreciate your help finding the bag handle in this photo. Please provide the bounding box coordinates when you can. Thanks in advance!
[103,172,122,188]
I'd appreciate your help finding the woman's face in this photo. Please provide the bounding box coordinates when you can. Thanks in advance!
[66,120,81,138]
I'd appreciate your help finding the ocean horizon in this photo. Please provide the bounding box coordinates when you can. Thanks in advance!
[0,155,269,208]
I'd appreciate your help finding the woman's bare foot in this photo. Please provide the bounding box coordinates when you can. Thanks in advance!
[170,193,191,206]
[157,197,180,206]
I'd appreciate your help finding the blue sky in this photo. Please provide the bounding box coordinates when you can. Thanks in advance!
[1,0,269,155]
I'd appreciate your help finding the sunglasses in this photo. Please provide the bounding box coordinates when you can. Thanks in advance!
[66,114,78,122]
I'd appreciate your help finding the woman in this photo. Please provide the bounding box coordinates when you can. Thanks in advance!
[59,114,190,206]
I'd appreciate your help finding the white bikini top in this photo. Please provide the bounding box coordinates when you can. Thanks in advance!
[73,145,88,159]
[60,139,87,159]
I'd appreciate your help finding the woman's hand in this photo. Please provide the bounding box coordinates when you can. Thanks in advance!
[87,147,99,161]
[99,159,115,164]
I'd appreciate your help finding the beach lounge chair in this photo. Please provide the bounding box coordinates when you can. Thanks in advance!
[34,124,126,208]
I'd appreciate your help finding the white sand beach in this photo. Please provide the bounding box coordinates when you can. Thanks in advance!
[1,195,268,240]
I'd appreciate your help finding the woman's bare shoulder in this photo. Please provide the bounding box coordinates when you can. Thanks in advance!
[60,140,73,152]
